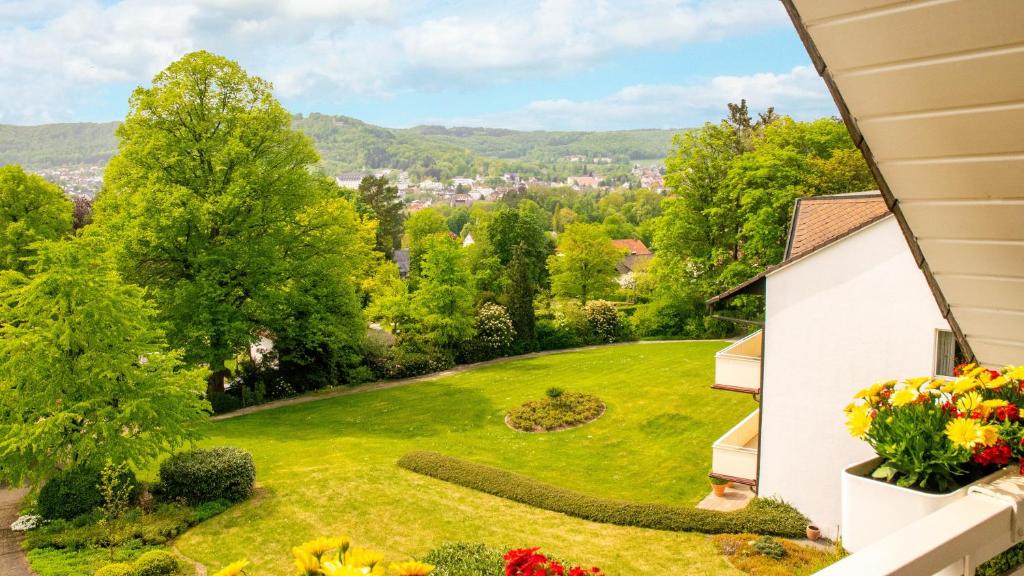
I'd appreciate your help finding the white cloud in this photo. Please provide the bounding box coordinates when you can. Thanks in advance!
[0,0,793,125]
[436,66,836,131]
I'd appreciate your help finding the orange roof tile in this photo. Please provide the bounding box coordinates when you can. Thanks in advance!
[786,193,890,261]
[610,239,652,256]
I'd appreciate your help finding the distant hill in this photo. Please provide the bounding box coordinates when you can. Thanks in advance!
[0,114,681,181]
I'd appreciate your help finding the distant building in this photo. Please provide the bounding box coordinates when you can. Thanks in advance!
[449,193,473,208]
[336,171,370,189]
[452,177,475,188]
[610,239,653,277]
[393,249,410,278]
[462,233,475,247]
[567,176,601,189]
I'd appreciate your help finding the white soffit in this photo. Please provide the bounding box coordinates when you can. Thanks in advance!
[786,0,1024,367]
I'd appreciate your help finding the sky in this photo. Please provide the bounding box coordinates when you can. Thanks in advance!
[0,0,838,130]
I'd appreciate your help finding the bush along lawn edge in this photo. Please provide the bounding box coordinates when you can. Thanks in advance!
[397,451,807,537]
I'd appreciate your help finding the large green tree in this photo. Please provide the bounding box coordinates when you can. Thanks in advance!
[96,51,370,394]
[403,208,448,283]
[0,165,73,272]
[357,175,405,259]
[506,243,536,348]
[0,237,208,487]
[547,222,620,304]
[411,234,476,352]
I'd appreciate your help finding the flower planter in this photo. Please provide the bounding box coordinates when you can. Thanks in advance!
[841,457,1010,553]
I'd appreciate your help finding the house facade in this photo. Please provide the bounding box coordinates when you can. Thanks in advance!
[710,193,953,537]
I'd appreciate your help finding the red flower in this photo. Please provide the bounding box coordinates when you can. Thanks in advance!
[974,441,1012,467]
[988,369,1002,380]
[505,548,602,576]
[995,404,1020,422]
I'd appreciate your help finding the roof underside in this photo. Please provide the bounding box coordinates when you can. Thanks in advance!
[785,0,1024,367]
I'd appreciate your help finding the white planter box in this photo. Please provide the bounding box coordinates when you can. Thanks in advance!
[842,457,1010,574]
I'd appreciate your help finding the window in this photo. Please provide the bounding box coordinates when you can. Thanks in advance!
[935,330,963,377]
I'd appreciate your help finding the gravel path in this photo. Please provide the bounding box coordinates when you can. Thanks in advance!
[0,487,31,576]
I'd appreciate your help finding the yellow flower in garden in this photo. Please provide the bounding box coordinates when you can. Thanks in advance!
[946,417,983,449]
[846,404,872,438]
[301,537,349,560]
[983,399,1009,409]
[1007,366,1024,380]
[345,548,386,570]
[294,547,321,575]
[980,425,1000,447]
[391,561,436,576]
[890,387,919,407]
[986,375,1010,389]
[212,560,249,576]
[320,563,367,576]
[957,391,984,414]
[954,377,981,394]
[924,378,944,391]
[906,376,931,390]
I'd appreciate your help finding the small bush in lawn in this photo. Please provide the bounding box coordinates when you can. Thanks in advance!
[38,467,138,521]
[95,562,134,576]
[752,536,787,560]
[157,447,254,505]
[507,391,604,432]
[423,542,504,576]
[132,549,179,576]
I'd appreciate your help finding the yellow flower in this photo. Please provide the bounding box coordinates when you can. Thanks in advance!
[345,548,385,570]
[985,375,1010,389]
[391,561,435,576]
[890,387,919,407]
[293,547,321,575]
[982,399,1009,409]
[906,376,931,390]
[1007,366,1024,380]
[980,425,1000,447]
[212,560,249,576]
[957,391,984,414]
[953,377,981,394]
[320,563,367,576]
[946,418,983,449]
[846,404,872,439]
[301,537,349,560]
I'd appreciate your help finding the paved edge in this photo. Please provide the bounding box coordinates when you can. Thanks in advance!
[0,488,31,576]
[210,339,722,421]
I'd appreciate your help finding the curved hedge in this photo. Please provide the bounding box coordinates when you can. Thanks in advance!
[397,451,807,537]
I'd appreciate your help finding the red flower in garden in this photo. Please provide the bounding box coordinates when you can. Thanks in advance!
[505,548,603,576]
[989,369,1002,380]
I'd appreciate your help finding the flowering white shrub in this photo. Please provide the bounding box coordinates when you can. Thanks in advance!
[11,514,42,531]
[475,303,515,351]
[584,300,623,343]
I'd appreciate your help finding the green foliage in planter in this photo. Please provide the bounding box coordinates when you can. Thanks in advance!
[398,451,808,537]
[977,541,1024,576]
[132,550,180,576]
[157,447,255,505]
[38,467,138,521]
[422,542,505,576]
[507,391,603,432]
[709,476,729,486]
[752,536,787,560]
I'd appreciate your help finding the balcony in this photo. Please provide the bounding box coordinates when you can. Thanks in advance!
[714,330,762,394]
[711,409,759,485]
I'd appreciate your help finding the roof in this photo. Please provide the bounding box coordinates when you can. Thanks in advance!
[783,0,1024,366]
[707,192,891,307]
[785,193,890,260]
[611,239,651,256]
[393,249,410,277]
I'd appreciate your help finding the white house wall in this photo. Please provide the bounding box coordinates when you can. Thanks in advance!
[758,216,949,538]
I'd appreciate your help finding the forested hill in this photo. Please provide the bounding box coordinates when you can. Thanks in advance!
[0,113,679,179]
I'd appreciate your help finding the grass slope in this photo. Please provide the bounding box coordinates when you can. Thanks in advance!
[175,341,757,574]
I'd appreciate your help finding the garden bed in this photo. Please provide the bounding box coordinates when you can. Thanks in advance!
[505,390,605,432]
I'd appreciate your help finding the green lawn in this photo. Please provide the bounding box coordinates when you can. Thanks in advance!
[175,341,758,574]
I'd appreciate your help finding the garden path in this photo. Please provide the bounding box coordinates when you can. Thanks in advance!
[0,487,31,576]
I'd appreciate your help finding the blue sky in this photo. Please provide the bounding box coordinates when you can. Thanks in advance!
[0,0,837,130]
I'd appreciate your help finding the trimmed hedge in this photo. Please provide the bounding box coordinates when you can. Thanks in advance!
[157,447,255,505]
[38,467,138,520]
[397,451,807,537]
[132,550,179,576]
[423,542,505,576]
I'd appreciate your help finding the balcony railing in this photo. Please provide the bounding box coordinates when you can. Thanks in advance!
[817,472,1024,576]
[714,330,762,394]
[711,409,759,485]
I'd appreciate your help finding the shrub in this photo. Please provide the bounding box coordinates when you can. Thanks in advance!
[423,542,504,576]
[752,536,787,560]
[475,303,515,352]
[23,503,195,550]
[398,451,808,537]
[711,534,845,576]
[365,345,455,380]
[95,563,134,576]
[38,467,138,521]
[192,498,232,523]
[584,300,626,343]
[507,392,604,432]
[978,541,1024,576]
[132,550,179,576]
[207,392,241,415]
[157,447,255,505]
[545,387,563,400]
[534,319,580,351]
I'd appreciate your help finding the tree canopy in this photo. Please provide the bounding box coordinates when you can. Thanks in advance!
[548,222,621,304]
[0,165,73,272]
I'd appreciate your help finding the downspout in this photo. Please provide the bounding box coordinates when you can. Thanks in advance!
[754,322,765,495]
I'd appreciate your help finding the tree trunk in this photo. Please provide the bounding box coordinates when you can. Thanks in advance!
[207,368,229,397]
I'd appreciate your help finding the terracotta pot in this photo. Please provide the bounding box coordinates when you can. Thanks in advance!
[712,483,727,497]
[806,525,820,541]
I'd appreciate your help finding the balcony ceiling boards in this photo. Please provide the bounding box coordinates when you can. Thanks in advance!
[785,0,1024,366]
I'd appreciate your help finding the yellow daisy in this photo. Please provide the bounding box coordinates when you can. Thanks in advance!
[391,561,436,576]
[890,387,919,407]
[846,404,872,439]
[212,560,249,576]
[946,418,983,449]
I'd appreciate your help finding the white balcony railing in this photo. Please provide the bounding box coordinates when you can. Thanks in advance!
[711,409,759,484]
[817,472,1024,576]
[714,330,762,394]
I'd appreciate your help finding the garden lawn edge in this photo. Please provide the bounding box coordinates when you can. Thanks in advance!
[397,451,807,537]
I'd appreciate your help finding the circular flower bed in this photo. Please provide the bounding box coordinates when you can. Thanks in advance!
[506,390,605,432]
